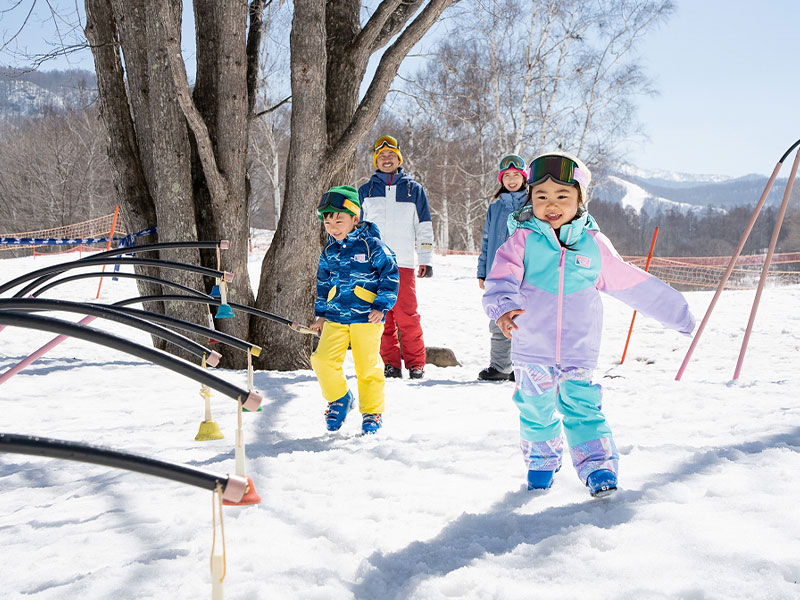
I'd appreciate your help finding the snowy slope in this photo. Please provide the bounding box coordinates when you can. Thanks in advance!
[1,251,799,599]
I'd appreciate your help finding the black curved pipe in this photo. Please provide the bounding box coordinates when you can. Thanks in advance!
[19,273,256,354]
[0,298,215,363]
[1,257,228,297]
[0,433,246,502]
[30,271,212,300]
[115,294,295,327]
[108,304,258,355]
[0,312,260,409]
[19,240,229,298]
[779,138,800,164]
[78,240,229,262]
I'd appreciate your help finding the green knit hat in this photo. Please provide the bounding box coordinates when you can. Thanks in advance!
[317,185,362,221]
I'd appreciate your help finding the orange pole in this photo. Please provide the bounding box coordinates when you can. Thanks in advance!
[95,206,120,299]
[620,227,659,364]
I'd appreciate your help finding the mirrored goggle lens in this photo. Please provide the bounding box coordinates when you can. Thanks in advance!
[528,155,579,184]
[498,154,525,171]
[374,135,399,151]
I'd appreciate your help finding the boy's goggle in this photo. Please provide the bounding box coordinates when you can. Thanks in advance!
[374,135,399,152]
[498,154,525,171]
[527,155,588,188]
[316,191,360,218]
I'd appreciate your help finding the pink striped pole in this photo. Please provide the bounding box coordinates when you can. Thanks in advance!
[733,145,800,380]
[675,159,785,380]
[0,315,96,385]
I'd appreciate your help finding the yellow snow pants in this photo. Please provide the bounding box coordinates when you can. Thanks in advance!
[310,321,385,414]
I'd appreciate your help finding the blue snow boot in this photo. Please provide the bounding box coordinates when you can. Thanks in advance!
[527,470,555,490]
[587,469,618,498]
[325,391,355,431]
[361,413,382,435]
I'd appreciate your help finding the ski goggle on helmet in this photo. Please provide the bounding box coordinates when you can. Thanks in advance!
[316,188,361,221]
[527,152,590,192]
[497,154,527,184]
[374,135,399,152]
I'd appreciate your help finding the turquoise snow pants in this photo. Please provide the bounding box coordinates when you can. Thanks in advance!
[512,362,618,484]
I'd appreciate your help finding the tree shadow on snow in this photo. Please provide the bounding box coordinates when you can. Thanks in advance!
[351,426,800,599]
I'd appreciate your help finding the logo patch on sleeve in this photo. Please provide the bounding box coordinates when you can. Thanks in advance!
[575,255,592,268]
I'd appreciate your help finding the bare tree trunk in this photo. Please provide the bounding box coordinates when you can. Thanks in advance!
[252,0,327,370]
[85,0,163,317]
[86,0,260,365]
[252,0,455,370]
[191,0,254,351]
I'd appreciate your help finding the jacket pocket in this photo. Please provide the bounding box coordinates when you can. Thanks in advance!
[326,286,337,301]
[353,285,377,304]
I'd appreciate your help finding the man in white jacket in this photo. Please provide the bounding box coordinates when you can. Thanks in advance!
[358,135,434,379]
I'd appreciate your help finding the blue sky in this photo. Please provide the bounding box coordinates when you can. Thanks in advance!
[2,0,798,178]
[629,0,800,177]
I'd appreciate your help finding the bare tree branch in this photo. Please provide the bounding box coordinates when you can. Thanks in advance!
[323,0,453,179]
[246,0,266,118]
[254,94,291,118]
[159,4,229,206]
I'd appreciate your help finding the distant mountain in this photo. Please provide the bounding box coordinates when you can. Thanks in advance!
[0,67,96,120]
[592,167,796,215]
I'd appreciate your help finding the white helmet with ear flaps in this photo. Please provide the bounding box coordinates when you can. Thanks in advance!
[527,151,591,205]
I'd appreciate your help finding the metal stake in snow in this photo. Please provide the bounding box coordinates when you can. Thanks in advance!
[675,138,800,381]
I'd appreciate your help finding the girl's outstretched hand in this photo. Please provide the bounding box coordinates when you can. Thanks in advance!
[497,309,525,338]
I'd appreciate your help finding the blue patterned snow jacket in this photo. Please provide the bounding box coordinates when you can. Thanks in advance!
[315,221,399,325]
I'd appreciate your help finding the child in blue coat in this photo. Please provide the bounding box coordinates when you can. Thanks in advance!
[477,154,529,381]
[309,186,399,435]
[483,152,695,497]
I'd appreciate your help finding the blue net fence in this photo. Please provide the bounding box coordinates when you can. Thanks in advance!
[0,213,128,258]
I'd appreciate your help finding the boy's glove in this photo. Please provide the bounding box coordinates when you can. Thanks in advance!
[418,265,433,278]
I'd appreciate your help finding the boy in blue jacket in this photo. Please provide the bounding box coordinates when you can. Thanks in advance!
[309,186,399,435]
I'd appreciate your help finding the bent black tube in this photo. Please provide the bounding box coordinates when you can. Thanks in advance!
[0,432,232,492]
[18,240,228,298]
[108,304,257,354]
[31,272,212,300]
[115,294,294,327]
[779,138,800,164]
[0,298,213,362]
[78,240,228,262]
[0,312,253,404]
[2,257,226,298]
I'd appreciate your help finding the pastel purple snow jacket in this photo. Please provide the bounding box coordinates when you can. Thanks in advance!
[482,210,695,369]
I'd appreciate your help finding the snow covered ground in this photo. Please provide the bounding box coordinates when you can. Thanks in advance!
[1,250,799,599]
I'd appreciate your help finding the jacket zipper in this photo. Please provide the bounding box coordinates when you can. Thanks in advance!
[556,246,565,366]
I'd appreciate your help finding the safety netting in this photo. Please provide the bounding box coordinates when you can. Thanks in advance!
[0,212,127,256]
[622,252,800,289]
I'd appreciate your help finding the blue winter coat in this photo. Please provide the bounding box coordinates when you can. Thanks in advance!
[477,190,528,279]
[315,221,399,325]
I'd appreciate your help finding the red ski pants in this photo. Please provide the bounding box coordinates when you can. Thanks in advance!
[381,267,426,369]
